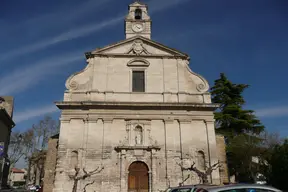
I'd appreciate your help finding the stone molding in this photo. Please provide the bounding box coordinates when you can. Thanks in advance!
[178,119,192,124]
[102,118,113,123]
[163,119,174,124]
[127,58,150,67]
[114,145,161,153]
[126,120,151,125]
[56,101,219,110]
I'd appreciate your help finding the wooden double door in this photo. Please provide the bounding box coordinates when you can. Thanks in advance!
[128,161,149,192]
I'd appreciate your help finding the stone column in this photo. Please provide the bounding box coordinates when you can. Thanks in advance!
[101,118,113,192]
[78,118,89,191]
[178,119,192,184]
[151,149,157,192]
[120,150,126,192]
[163,119,173,187]
[144,121,151,146]
[53,118,70,192]
[149,171,152,192]
[205,120,220,184]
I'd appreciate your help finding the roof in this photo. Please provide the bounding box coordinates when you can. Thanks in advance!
[11,168,25,173]
[129,1,147,7]
[85,35,189,60]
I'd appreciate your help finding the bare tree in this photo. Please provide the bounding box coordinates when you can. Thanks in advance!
[8,116,59,166]
[177,161,221,184]
[261,131,283,148]
[69,166,104,192]
[31,116,59,151]
[179,174,190,186]
[8,129,34,165]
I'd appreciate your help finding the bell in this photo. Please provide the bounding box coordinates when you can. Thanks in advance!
[135,9,142,20]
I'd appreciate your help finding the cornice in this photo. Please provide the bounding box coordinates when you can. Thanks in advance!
[86,53,188,60]
[114,145,161,152]
[55,101,219,111]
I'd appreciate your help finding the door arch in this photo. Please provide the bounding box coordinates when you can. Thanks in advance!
[128,161,149,192]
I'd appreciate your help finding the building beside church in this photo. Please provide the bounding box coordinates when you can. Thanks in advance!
[53,2,226,192]
[0,96,15,188]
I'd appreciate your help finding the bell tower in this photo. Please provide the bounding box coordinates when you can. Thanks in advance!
[125,1,151,39]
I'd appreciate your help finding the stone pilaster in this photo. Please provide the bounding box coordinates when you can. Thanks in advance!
[205,120,220,184]
[53,118,70,192]
[120,150,126,192]
[178,119,192,184]
[151,149,157,192]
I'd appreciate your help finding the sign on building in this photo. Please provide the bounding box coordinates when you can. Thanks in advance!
[0,142,5,158]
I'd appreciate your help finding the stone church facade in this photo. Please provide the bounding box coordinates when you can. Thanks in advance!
[53,2,226,192]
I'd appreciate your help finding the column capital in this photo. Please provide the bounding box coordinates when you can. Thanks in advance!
[103,118,113,123]
[86,118,98,123]
[204,120,215,124]
[178,119,191,124]
[59,117,70,123]
[163,119,174,124]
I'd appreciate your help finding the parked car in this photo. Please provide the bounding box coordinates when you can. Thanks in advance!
[168,184,218,192]
[192,184,282,192]
[27,185,36,191]
[35,185,41,192]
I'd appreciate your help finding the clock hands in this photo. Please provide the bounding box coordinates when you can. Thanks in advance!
[132,24,143,32]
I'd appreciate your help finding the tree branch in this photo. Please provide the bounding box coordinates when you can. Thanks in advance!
[81,166,104,180]
[83,180,95,192]
[69,166,104,192]
[179,174,190,186]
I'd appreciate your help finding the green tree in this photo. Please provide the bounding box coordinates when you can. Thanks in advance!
[211,73,265,183]
[211,73,264,137]
[267,139,288,190]
[226,134,264,183]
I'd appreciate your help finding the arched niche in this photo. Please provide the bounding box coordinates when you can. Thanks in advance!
[134,125,143,145]
[197,150,206,170]
[70,150,78,169]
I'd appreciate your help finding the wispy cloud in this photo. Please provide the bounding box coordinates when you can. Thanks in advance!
[14,104,59,123]
[256,106,288,118]
[0,16,122,61]
[149,0,191,12]
[0,0,115,61]
[10,0,112,30]
[0,0,191,61]
[0,53,83,95]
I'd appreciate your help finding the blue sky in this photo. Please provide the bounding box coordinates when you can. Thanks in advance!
[0,0,288,138]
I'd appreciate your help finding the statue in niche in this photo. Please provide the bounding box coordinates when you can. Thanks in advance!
[135,125,143,145]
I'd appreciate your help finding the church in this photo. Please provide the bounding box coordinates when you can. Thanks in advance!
[53,2,228,192]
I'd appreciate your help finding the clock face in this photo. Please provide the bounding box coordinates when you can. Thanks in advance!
[132,23,144,33]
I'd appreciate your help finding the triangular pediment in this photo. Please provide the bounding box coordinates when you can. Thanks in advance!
[87,36,189,59]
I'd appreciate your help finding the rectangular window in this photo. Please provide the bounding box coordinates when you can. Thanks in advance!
[132,71,145,92]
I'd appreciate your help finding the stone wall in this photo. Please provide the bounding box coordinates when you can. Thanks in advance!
[52,111,221,192]
[216,134,229,184]
[0,96,14,117]
[43,135,59,192]
[0,96,14,188]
